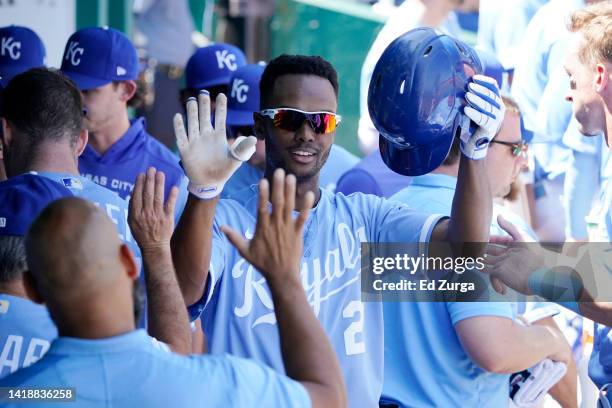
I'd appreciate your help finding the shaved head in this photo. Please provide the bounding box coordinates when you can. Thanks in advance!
[25,197,138,337]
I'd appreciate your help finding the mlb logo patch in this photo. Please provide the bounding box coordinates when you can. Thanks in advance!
[0,299,9,314]
[62,178,83,190]
[0,217,5,228]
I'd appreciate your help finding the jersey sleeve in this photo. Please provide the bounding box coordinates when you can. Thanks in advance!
[371,197,445,243]
[198,354,311,408]
[447,302,515,325]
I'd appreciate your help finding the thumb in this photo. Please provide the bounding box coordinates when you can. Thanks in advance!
[230,136,257,162]
[220,225,250,259]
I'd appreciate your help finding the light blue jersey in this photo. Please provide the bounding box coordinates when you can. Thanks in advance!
[0,329,310,407]
[387,173,517,407]
[0,295,57,379]
[222,162,263,199]
[319,144,359,192]
[33,172,140,263]
[192,186,443,408]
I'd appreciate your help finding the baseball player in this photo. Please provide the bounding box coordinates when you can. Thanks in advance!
[0,169,346,408]
[0,175,72,379]
[223,62,359,198]
[483,3,612,405]
[181,43,247,113]
[0,68,140,262]
[387,95,574,407]
[170,48,504,407]
[59,27,187,218]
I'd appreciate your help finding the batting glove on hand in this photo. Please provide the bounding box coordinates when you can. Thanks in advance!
[173,91,257,199]
[460,75,505,160]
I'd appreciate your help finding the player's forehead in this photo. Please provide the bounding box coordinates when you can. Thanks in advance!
[269,74,337,112]
[495,111,521,143]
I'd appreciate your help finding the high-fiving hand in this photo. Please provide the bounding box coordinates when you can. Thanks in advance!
[173,91,257,199]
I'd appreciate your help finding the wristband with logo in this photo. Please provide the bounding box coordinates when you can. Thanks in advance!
[188,181,225,200]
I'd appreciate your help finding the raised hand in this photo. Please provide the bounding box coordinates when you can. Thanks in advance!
[461,74,506,160]
[173,91,257,199]
[128,167,178,252]
[221,168,314,286]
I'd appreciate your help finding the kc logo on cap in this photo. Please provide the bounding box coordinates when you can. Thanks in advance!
[231,78,249,103]
[65,41,84,66]
[0,217,6,228]
[1,37,21,60]
[216,49,238,71]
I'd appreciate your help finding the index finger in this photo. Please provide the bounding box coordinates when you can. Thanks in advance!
[256,178,270,227]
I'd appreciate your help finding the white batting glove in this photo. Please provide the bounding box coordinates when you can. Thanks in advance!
[460,75,505,160]
[173,92,257,199]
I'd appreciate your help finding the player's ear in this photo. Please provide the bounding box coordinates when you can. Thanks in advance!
[594,63,608,93]
[75,129,88,157]
[119,80,137,102]
[253,112,266,141]
[119,244,138,281]
[23,270,44,304]
[1,118,13,147]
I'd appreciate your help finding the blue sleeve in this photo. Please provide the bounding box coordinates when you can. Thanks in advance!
[447,302,515,325]
[200,354,311,407]
[336,169,382,197]
[564,150,600,240]
[372,196,445,243]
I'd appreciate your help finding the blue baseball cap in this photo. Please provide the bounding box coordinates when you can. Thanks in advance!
[227,63,266,127]
[185,43,247,90]
[60,27,138,91]
[0,174,73,236]
[0,25,46,87]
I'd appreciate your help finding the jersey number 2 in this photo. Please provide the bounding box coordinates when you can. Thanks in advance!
[343,301,365,356]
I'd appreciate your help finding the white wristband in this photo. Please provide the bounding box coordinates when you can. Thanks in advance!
[188,181,225,200]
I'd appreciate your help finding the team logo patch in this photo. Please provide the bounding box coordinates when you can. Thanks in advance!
[62,178,83,190]
[0,299,9,314]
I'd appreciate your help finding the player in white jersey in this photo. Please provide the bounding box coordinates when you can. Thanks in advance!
[170,54,505,407]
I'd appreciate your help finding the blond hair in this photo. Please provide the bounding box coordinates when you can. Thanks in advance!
[501,95,521,116]
[568,2,612,66]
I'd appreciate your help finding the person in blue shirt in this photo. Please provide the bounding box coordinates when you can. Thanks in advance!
[0,68,140,262]
[335,149,412,198]
[484,5,612,405]
[387,96,575,407]
[0,168,346,408]
[59,27,187,219]
[0,175,72,379]
[170,54,504,407]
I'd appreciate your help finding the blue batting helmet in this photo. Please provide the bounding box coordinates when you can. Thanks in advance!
[368,27,483,176]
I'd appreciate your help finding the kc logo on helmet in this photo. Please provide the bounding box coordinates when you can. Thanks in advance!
[65,41,84,66]
[1,37,21,60]
[231,78,249,103]
[0,217,6,228]
[215,50,237,71]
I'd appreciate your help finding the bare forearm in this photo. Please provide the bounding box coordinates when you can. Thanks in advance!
[535,317,577,408]
[578,301,612,327]
[447,157,492,249]
[143,246,191,354]
[269,278,346,408]
[171,195,218,305]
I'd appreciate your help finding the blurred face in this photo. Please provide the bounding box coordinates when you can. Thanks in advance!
[255,74,336,181]
[81,82,127,134]
[564,34,606,137]
[486,111,525,198]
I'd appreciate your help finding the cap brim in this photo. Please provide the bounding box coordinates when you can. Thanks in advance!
[61,70,111,91]
[226,109,255,127]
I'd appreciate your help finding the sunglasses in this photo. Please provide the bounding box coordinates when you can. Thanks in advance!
[490,140,528,157]
[260,108,341,134]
